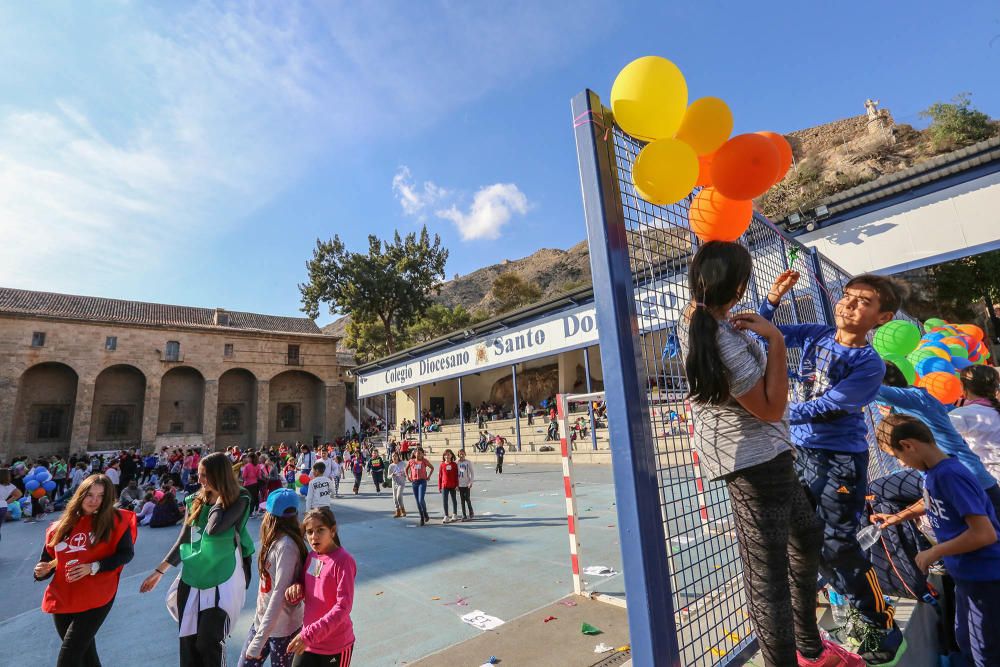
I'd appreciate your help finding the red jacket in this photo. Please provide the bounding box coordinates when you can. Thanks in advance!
[42,510,137,614]
[438,461,459,490]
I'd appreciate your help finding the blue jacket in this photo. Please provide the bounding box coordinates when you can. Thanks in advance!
[760,300,884,453]
[876,385,997,490]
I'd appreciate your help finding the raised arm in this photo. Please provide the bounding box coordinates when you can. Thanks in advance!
[729,314,789,422]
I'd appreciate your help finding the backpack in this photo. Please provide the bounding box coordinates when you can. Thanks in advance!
[864,469,934,600]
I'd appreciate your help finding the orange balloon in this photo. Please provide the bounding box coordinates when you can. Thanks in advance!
[956,324,984,342]
[940,336,973,350]
[695,152,714,187]
[689,187,753,242]
[757,131,793,184]
[711,133,780,200]
[919,371,963,404]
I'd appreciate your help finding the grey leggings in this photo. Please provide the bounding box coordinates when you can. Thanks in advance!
[724,451,825,666]
[392,481,406,510]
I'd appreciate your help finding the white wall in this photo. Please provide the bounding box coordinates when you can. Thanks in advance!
[796,170,1000,275]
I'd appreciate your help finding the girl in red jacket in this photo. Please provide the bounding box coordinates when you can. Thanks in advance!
[285,507,356,666]
[438,449,459,524]
[34,474,137,667]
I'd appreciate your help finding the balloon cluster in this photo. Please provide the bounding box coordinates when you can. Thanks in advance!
[873,318,991,404]
[610,56,793,242]
[24,466,56,499]
[296,473,311,497]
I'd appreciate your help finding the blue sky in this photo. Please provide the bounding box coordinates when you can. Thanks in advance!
[1,1,999,327]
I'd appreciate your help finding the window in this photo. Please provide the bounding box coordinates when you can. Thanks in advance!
[31,332,46,347]
[105,407,130,437]
[224,343,234,358]
[105,336,118,351]
[165,340,180,361]
[36,407,64,439]
[277,403,301,431]
[287,344,301,365]
[220,406,241,432]
[169,422,184,434]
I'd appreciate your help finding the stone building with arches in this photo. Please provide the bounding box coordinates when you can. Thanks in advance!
[0,287,347,461]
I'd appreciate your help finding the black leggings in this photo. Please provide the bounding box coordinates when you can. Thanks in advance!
[459,487,474,518]
[291,644,354,666]
[53,598,115,667]
[442,487,457,515]
[725,451,825,667]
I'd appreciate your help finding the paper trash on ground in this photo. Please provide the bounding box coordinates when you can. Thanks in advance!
[594,643,614,653]
[461,610,505,631]
[582,565,618,577]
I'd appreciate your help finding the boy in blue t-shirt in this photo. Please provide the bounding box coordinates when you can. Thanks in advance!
[762,270,905,664]
[874,414,1000,665]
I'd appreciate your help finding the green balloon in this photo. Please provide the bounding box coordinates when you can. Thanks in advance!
[908,348,939,366]
[924,318,949,331]
[874,321,921,357]
[947,344,969,360]
[883,353,916,385]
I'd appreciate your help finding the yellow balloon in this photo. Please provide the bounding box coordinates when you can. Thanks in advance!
[611,56,688,142]
[675,97,733,155]
[631,138,698,206]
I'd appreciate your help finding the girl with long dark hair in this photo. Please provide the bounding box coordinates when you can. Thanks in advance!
[284,507,356,666]
[951,365,1000,483]
[140,452,255,666]
[34,474,137,667]
[238,489,309,667]
[678,241,860,666]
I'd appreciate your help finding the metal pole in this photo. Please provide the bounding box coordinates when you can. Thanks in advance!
[383,394,388,442]
[416,385,422,448]
[584,347,598,451]
[557,393,583,595]
[572,89,680,666]
[511,364,522,452]
[458,377,465,453]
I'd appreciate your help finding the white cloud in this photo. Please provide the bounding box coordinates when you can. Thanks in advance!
[437,183,530,241]
[392,166,448,219]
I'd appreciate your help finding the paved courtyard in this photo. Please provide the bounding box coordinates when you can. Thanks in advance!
[0,462,624,666]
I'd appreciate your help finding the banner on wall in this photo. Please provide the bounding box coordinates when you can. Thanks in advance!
[357,279,686,397]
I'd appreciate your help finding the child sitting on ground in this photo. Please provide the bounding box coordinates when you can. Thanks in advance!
[305,462,333,512]
[874,414,1000,665]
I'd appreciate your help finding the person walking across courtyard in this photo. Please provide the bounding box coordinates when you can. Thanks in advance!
[407,448,434,527]
[457,449,475,521]
[34,474,137,667]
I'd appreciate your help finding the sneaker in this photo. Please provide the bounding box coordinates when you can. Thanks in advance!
[797,640,865,667]
[461,516,469,522]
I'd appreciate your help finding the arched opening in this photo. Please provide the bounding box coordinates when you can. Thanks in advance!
[268,370,325,445]
[13,362,79,454]
[158,366,205,435]
[216,368,257,449]
[90,364,146,447]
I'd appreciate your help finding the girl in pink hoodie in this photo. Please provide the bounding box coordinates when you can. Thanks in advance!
[285,507,356,666]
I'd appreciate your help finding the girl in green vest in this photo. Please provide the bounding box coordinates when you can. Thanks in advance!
[140,452,255,666]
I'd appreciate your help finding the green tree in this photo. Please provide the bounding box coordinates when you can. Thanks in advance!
[344,317,401,363]
[300,227,448,357]
[930,250,1000,322]
[407,304,486,343]
[920,93,996,151]
[489,272,542,315]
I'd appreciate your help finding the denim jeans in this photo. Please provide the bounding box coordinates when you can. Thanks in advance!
[412,479,428,517]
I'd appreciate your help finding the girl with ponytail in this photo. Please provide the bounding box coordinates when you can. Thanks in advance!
[678,241,861,666]
[951,365,1000,483]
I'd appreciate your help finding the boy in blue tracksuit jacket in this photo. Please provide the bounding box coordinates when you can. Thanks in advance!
[761,269,906,665]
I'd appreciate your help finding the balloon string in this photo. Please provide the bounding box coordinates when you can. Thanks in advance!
[573,110,611,141]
